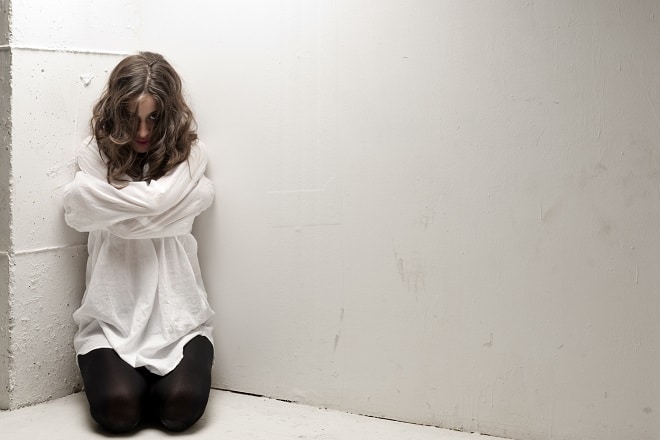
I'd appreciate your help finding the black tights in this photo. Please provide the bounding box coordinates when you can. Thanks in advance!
[78,335,214,433]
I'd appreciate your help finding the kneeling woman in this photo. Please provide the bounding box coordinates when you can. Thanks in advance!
[63,52,215,433]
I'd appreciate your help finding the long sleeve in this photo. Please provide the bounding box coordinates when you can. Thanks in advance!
[63,138,213,233]
[105,175,215,239]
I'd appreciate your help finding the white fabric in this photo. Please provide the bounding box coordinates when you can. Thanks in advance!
[63,137,215,375]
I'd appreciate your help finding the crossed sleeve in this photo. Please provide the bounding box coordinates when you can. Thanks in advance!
[63,137,215,238]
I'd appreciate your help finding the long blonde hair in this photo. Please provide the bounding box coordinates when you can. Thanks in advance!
[91,51,197,183]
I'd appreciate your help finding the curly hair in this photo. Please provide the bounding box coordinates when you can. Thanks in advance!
[91,51,198,183]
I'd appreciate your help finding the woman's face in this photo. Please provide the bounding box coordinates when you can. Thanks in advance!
[128,94,157,153]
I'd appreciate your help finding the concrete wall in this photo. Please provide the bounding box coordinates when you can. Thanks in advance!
[137,2,659,440]
[1,0,137,409]
[0,0,11,412]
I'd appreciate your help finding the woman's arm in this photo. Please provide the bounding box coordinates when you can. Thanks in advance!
[63,139,210,232]
[105,176,215,239]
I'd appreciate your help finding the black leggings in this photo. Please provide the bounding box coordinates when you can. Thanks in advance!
[78,335,214,433]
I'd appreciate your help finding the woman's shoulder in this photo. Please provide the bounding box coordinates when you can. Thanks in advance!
[191,139,208,155]
[76,135,101,158]
[76,136,108,176]
[188,139,210,163]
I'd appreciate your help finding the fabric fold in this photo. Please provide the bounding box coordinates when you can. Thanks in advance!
[63,137,211,235]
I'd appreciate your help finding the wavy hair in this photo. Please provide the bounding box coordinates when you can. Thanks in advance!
[91,51,197,183]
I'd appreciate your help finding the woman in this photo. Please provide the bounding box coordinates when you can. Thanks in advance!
[63,52,215,433]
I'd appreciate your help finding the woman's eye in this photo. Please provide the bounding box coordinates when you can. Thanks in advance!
[148,114,158,121]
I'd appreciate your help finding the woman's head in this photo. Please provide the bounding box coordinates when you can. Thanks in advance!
[92,51,197,182]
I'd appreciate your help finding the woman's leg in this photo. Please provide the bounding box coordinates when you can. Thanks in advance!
[151,336,214,431]
[78,348,149,433]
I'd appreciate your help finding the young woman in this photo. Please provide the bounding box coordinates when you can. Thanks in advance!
[63,52,215,433]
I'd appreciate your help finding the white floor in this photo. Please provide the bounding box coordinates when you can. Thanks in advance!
[0,389,509,439]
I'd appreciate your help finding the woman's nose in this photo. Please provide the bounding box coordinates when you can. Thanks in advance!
[137,120,150,139]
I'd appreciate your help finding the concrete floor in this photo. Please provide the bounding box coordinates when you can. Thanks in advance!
[0,389,509,439]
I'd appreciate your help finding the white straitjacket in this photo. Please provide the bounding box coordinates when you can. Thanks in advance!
[63,137,215,375]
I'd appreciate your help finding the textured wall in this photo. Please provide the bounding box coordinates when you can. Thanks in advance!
[3,0,137,409]
[0,0,11,410]
[0,251,8,410]
[139,2,660,440]
[0,0,7,47]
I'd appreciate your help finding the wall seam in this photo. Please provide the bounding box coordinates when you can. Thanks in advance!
[13,244,87,257]
[0,44,130,56]
[5,27,14,409]
[3,0,13,406]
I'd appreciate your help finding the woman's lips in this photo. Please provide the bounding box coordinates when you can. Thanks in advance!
[134,139,151,152]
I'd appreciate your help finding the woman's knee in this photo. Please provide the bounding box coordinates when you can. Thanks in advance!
[87,388,143,433]
[158,387,210,431]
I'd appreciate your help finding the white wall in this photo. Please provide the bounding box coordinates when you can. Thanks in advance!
[139,2,659,440]
[1,0,138,409]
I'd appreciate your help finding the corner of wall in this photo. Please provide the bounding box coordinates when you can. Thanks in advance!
[0,253,9,411]
[0,0,11,411]
[0,0,9,47]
